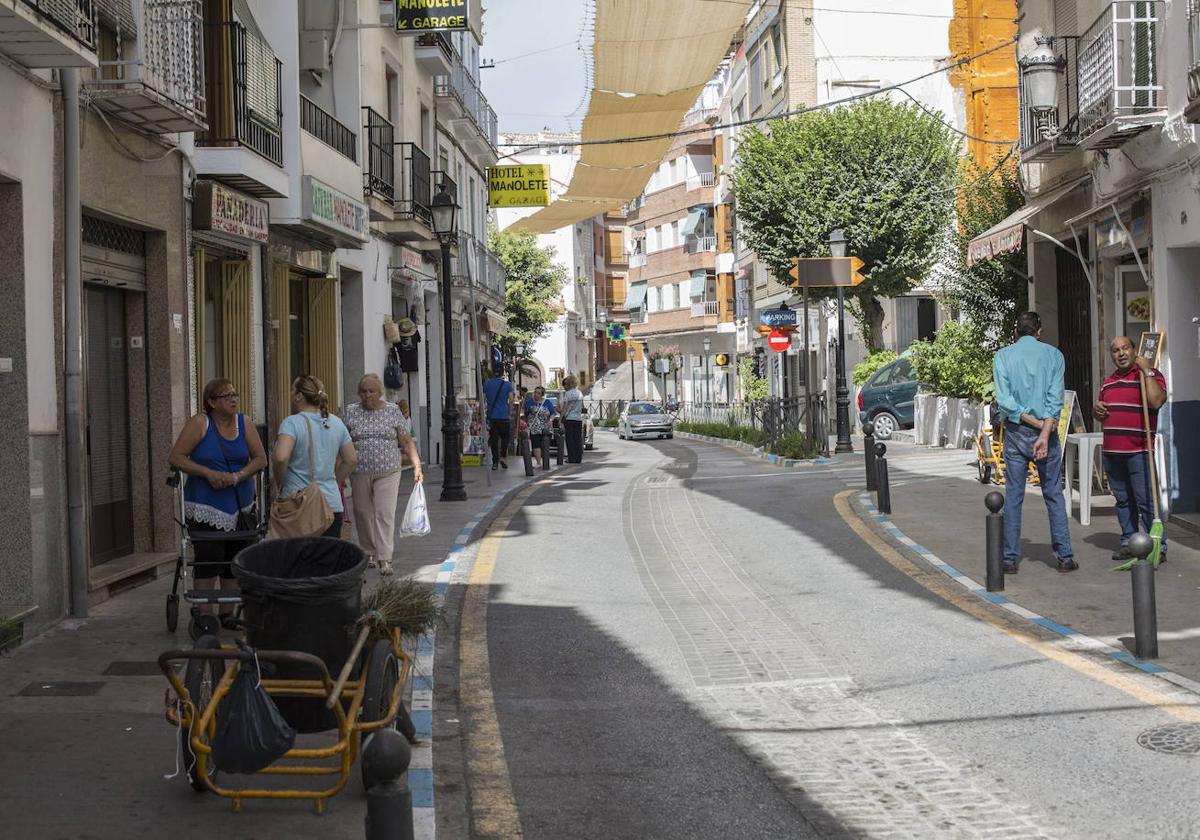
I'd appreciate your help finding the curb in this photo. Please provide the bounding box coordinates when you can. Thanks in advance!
[672,430,833,467]
[854,492,1200,698]
[409,470,555,839]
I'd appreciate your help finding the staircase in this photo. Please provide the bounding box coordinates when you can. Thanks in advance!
[587,359,646,401]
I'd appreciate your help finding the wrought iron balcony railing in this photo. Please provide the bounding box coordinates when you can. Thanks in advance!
[686,171,715,191]
[362,106,394,201]
[300,94,357,162]
[434,48,498,150]
[197,21,282,166]
[691,301,718,317]
[1077,1,1164,143]
[20,0,97,50]
[452,231,506,303]
[430,170,457,204]
[395,142,432,225]
[416,31,452,61]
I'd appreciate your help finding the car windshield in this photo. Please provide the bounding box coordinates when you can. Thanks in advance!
[628,403,661,415]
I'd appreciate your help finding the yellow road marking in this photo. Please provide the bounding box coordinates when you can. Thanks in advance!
[460,481,550,839]
[833,490,1200,723]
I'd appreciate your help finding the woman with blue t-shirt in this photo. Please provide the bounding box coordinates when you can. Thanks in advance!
[271,375,357,537]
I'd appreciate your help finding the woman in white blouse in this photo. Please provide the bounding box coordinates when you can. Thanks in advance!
[344,374,422,574]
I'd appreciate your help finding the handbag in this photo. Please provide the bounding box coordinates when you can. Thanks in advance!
[268,415,334,538]
[383,345,403,389]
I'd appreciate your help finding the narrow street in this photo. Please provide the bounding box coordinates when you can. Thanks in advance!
[441,433,1200,839]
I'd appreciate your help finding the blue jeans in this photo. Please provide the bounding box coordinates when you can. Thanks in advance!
[1002,423,1073,564]
[1103,452,1165,550]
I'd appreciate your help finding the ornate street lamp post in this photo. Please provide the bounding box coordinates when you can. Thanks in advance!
[702,336,712,405]
[432,185,467,501]
[830,228,853,454]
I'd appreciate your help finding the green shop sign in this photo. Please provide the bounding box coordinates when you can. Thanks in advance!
[302,177,368,242]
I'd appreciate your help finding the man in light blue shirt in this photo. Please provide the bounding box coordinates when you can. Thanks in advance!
[992,311,1075,573]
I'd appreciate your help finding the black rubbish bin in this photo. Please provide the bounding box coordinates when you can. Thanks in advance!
[233,537,367,733]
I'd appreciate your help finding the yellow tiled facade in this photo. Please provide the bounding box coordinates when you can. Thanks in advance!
[949,0,1019,164]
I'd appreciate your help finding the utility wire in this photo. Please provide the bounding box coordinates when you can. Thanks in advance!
[486,40,577,66]
[697,0,1013,20]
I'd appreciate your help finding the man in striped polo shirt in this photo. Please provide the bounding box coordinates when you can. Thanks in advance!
[1094,336,1168,563]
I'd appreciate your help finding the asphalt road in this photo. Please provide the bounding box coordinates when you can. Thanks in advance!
[458,432,1200,839]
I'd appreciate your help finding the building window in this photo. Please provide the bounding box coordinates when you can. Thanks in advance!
[771,23,783,73]
[749,52,763,111]
[671,220,680,247]
[661,283,675,310]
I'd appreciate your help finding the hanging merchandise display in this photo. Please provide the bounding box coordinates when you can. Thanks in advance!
[394,318,421,371]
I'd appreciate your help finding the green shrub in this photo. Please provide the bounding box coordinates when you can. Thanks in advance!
[675,421,820,460]
[597,418,618,428]
[770,432,822,460]
[852,350,898,386]
[907,320,993,401]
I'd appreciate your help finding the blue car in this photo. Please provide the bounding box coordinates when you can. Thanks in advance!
[857,356,918,440]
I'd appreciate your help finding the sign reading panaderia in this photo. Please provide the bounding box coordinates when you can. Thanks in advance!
[193,180,269,243]
[395,0,469,31]
[488,164,551,208]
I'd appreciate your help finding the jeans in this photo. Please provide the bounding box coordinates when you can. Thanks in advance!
[1002,423,1073,564]
[564,419,584,463]
[489,419,511,465]
[1103,452,1165,550]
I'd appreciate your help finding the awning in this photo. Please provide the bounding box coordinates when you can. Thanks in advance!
[624,282,647,310]
[966,177,1090,267]
[483,309,509,336]
[690,270,707,295]
[681,207,705,237]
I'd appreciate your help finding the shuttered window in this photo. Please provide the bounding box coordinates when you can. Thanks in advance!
[194,249,254,417]
[307,278,341,414]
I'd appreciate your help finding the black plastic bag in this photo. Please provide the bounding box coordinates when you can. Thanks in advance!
[211,650,296,774]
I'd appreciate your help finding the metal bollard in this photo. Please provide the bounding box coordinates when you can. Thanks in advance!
[541,432,551,471]
[1129,533,1158,660]
[556,426,565,466]
[874,442,891,515]
[363,728,415,840]
[521,430,534,476]
[984,491,1004,592]
[863,421,877,492]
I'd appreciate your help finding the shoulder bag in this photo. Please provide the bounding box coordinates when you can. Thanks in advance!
[268,415,334,538]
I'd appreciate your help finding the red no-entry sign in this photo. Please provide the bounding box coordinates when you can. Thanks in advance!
[767,329,791,353]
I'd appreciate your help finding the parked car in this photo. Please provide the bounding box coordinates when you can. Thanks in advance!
[618,402,675,441]
[542,394,594,451]
[857,356,918,440]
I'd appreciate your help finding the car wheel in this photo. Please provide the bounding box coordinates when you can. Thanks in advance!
[871,411,899,440]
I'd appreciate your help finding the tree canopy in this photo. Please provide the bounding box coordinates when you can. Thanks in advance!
[489,225,569,358]
[731,98,961,350]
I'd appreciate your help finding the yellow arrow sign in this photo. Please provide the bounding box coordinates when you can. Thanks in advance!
[788,256,866,288]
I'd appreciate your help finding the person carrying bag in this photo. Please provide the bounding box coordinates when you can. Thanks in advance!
[269,415,334,538]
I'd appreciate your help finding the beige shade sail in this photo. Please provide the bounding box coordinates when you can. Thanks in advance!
[510,1,742,234]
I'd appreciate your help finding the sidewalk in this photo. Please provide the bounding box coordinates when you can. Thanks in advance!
[0,460,542,838]
[870,443,1200,684]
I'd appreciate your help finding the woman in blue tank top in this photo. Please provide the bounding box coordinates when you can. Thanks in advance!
[169,378,268,628]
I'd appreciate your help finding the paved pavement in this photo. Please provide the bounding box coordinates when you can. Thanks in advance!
[443,430,1200,839]
[0,461,541,839]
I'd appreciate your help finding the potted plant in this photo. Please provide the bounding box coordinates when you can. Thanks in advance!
[908,320,993,448]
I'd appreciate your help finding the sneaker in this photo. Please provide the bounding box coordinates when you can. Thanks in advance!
[1111,545,1133,563]
[1057,558,1079,573]
[1003,563,1018,575]
[491,463,498,471]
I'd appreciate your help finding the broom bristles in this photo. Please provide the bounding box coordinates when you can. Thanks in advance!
[360,577,440,640]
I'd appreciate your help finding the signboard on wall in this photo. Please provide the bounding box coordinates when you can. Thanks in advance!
[488,164,551,208]
[302,176,368,242]
[395,0,469,32]
[193,180,269,243]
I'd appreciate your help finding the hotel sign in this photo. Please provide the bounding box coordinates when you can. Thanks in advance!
[395,0,468,31]
[302,176,369,242]
[193,180,269,243]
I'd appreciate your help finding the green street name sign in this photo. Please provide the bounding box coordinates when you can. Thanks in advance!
[396,0,469,31]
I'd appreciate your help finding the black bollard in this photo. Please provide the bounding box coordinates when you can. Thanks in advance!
[363,728,415,840]
[1129,533,1158,660]
[875,442,891,515]
[541,432,550,471]
[556,426,565,466]
[863,421,877,492]
[521,430,534,476]
[984,491,1004,592]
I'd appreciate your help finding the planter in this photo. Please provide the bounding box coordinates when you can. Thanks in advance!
[917,394,984,448]
[950,400,985,450]
[914,392,932,445]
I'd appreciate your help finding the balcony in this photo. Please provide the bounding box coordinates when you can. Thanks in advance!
[1019,36,1080,161]
[301,94,357,162]
[686,171,715,191]
[194,20,284,195]
[691,300,718,317]
[1076,1,1164,149]
[0,0,96,67]
[84,0,206,132]
[435,49,498,162]
[362,106,394,210]
[686,235,716,254]
[628,251,647,268]
[1184,1,1200,123]
[414,30,453,76]
[380,142,434,242]
[451,230,506,308]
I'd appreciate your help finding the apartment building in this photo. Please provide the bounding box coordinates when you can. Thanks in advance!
[972,0,1198,522]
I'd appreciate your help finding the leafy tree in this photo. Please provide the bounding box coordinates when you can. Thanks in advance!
[907,319,994,401]
[488,225,569,359]
[852,350,897,386]
[737,356,769,401]
[928,156,1028,348]
[732,99,961,351]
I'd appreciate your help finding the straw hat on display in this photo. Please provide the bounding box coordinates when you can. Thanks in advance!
[396,318,417,338]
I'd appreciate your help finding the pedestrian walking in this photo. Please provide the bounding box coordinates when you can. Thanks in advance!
[560,374,585,464]
[1095,336,1168,563]
[271,375,357,538]
[992,311,1076,573]
[344,374,423,575]
[522,385,557,467]
[169,378,268,628]
[482,366,515,470]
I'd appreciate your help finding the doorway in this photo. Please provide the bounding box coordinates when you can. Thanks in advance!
[1056,245,1093,426]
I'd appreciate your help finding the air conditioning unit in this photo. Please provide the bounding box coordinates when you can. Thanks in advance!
[299,31,330,73]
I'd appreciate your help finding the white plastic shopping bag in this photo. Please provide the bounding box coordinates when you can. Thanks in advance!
[399,483,431,537]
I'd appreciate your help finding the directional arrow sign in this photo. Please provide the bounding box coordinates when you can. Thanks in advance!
[788,256,866,288]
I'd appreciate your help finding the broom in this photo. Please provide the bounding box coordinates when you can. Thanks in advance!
[1113,366,1165,571]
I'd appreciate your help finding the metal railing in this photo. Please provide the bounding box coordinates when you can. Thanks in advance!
[430,169,457,203]
[630,309,648,324]
[687,235,716,254]
[628,251,647,267]
[415,31,452,62]
[434,48,498,149]
[1077,1,1164,141]
[395,142,432,225]
[1019,35,1080,155]
[197,21,282,166]
[21,0,96,49]
[686,171,715,190]
[362,106,394,200]
[453,231,506,303]
[676,395,828,451]
[300,94,357,162]
[691,301,718,317]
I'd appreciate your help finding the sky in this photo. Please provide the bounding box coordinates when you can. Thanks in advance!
[480,0,591,136]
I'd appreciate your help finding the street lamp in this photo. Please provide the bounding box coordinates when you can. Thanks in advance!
[829,228,853,454]
[702,336,712,405]
[1019,36,1063,115]
[514,342,527,392]
[432,184,467,501]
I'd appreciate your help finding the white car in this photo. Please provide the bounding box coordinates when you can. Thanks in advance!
[618,402,675,441]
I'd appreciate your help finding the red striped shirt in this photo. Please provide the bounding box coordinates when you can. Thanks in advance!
[1099,366,1166,454]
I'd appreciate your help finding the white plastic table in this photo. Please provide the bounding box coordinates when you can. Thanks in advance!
[1064,432,1104,525]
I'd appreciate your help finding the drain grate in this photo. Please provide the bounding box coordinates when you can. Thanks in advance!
[1137,723,1200,756]
[103,661,164,676]
[17,681,105,697]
